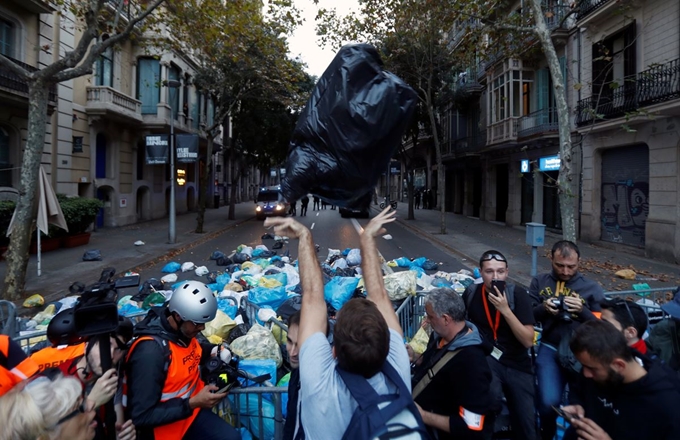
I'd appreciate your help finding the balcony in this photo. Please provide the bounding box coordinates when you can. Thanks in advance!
[576,0,611,20]
[487,118,519,145]
[517,108,559,138]
[86,86,143,124]
[442,133,487,158]
[0,56,57,107]
[575,58,680,126]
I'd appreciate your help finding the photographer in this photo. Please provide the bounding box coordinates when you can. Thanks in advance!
[123,280,240,440]
[529,241,605,440]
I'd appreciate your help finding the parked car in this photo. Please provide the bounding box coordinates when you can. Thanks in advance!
[255,186,289,220]
[339,206,370,218]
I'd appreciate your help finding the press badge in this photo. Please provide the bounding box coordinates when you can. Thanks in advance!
[491,346,503,360]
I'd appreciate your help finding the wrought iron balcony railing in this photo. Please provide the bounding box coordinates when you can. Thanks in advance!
[576,0,611,20]
[517,107,558,138]
[575,58,680,126]
[0,56,57,103]
[442,133,486,156]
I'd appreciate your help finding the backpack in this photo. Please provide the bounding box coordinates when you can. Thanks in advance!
[463,283,516,314]
[336,362,430,440]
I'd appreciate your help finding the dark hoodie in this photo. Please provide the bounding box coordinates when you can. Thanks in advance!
[565,356,680,440]
[124,307,212,438]
[530,271,605,347]
[412,322,493,440]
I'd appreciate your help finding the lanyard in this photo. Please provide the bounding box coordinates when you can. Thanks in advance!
[481,285,501,342]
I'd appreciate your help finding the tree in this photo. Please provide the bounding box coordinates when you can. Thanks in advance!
[1,0,166,300]
[167,0,307,227]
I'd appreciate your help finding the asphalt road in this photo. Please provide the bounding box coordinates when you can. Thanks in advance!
[128,208,468,289]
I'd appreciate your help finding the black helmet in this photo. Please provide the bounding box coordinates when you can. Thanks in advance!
[47,308,86,347]
[114,316,134,343]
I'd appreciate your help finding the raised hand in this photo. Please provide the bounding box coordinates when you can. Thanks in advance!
[362,207,396,239]
[264,217,310,240]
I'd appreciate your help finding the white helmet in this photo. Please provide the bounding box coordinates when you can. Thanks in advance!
[168,281,217,323]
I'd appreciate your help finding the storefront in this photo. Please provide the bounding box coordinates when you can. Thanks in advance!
[520,154,561,230]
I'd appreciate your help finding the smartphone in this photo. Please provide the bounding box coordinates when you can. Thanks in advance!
[491,279,506,293]
[552,406,579,423]
[214,382,234,394]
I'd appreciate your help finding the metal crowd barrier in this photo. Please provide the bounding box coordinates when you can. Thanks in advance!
[396,293,427,340]
[603,287,676,323]
[215,385,287,440]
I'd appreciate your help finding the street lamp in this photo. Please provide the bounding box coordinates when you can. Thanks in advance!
[165,79,181,243]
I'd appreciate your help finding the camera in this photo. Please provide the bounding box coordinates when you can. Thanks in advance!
[202,351,241,393]
[549,297,572,322]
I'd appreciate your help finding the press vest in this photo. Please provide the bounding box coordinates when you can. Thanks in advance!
[0,335,39,397]
[122,335,204,440]
[30,343,86,372]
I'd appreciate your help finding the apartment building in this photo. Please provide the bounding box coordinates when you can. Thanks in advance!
[0,0,56,193]
[574,0,680,261]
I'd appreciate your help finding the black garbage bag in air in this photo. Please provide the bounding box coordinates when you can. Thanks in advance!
[281,43,417,208]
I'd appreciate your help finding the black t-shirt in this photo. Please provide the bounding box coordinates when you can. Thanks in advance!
[465,284,535,374]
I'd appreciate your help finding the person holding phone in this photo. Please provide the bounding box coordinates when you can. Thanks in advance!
[462,250,538,440]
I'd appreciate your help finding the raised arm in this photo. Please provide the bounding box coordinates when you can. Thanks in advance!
[264,217,326,348]
[360,208,402,337]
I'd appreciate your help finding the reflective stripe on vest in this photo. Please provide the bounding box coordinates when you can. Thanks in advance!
[30,343,86,372]
[0,336,39,397]
[123,335,204,440]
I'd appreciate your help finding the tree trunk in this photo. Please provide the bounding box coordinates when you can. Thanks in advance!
[406,170,415,220]
[228,155,242,221]
[425,92,446,235]
[195,136,215,233]
[2,83,50,300]
[530,0,576,242]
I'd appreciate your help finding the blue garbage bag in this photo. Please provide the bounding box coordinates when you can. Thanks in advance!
[216,273,231,286]
[422,259,438,271]
[206,282,225,293]
[431,277,452,288]
[248,286,287,310]
[261,272,288,288]
[239,428,253,440]
[342,248,351,256]
[410,257,427,268]
[393,257,411,267]
[408,265,425,277]
[162,262,181,273]
[210,251,226,260]
[217,299,238,319]
[324,277,360,311]
[238,359,277,388]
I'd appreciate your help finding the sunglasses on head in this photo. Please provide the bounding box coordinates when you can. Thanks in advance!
[609,298,637,324]
[481,253,507,263]
[56,400,87,426]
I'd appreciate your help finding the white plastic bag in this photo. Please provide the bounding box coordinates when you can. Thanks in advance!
[383,270,418,301]
[240,246,253,257]
[346,249,362,266]
[195,266,209,276]
[331,258,348,270]
[231,324,283,367]
[181,262,196,272]
[326,248,341,263]
[281,264,300,290]
[161,273,178,283]
[257,308,277,324]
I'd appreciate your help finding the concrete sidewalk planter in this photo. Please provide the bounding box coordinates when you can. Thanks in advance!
[58,195,102,247]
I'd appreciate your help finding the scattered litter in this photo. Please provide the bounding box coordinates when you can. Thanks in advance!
[82,249,102,261]
[195,266,209,276]
[161,273,178,283]
[382,234,393,240]
[23,294,45,308]
[181,262,196,272]
[162,262,181,273]
[615,269,636,280]
[134,240,145,246]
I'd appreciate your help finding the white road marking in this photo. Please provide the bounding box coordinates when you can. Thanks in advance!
[316,212,320,216]
[350,218,394,274]
[311,223,315,230]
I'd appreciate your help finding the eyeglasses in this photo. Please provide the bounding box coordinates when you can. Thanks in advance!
[610,299,636,326]
[113,336,128,351]
[481,253,507,263]
[56,401,86,426]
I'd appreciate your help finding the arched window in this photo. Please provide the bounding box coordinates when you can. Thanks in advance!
[0,18,14,57]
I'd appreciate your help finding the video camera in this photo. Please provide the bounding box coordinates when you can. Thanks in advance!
[550,297,573,322]
[72,268,140,337]
[202,352,241,394]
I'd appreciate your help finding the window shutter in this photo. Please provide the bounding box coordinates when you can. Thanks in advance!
[138,59,160,114]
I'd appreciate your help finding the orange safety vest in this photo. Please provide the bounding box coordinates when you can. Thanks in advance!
[0,335,39,397]
[122,335,204,440]
[30,343,86,372]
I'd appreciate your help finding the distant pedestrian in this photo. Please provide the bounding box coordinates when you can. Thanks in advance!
[321,200,327,210]
[300,196,309,216]
[313,196,320,211]
[422,190,429,209]
[289,200,297,217]
[414,191,421,209]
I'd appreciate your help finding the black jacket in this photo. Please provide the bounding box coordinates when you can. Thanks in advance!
[124,307,212,438]
[566,355,680,440]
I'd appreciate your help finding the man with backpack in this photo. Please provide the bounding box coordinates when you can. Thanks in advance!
[264,208,426,440]
[123,280,240,440]
[410,288,495,439]
[462,250,537,440]
[648,290,680,371]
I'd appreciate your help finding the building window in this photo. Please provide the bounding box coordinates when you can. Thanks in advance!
[137,58,160,114]
[95,47,113,87]
[491,63,533,123]
[0,18,14,58]
[0,127,11,187]
[168,65,180,120]
[592,21,636,101]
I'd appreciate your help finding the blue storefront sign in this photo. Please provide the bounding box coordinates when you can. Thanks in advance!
[539,155,561,171]
[520,159,530,173]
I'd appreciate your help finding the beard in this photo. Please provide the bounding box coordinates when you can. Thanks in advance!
[601,368,625,387]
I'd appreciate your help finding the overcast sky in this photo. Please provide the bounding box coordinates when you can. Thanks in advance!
[288,0,359,78]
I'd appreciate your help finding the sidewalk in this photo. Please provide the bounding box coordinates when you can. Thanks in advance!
[379,203,680,293]
[0,202,255,303]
